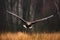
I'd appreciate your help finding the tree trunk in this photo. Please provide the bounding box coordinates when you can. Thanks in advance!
[0,0,6,32]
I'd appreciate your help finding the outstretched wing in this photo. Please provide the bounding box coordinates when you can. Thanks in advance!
[30,15,54,25]
[6,10,27,23]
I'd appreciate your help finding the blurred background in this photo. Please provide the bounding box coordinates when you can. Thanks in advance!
[0,0,60,33]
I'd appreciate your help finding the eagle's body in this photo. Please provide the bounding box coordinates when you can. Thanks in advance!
[23,22,33,28]
[7,10,54,29]
[23,24,31,28]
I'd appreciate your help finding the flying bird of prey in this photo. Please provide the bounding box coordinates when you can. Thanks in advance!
[6,10,54,29]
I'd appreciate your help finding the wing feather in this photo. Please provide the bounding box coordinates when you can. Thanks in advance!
[31,15,54,25]
[6,10,27,23]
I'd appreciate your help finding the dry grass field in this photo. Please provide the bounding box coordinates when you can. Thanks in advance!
[0,32,60,40]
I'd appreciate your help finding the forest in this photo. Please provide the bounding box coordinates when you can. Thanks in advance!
[0,0,60,33]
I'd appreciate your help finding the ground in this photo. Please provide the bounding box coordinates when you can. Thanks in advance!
[0,32,60,40]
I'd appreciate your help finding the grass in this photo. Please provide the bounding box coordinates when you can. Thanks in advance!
[0,32,60,40]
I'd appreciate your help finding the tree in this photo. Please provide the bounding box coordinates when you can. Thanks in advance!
[0,0,6,32]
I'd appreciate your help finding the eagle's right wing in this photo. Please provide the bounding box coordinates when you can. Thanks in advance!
[31,15,54,25]
[6,10,27,23]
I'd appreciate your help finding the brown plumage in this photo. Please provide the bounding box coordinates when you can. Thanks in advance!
[6,10,54,29]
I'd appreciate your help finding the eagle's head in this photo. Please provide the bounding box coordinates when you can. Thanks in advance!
[26,22,32,25]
